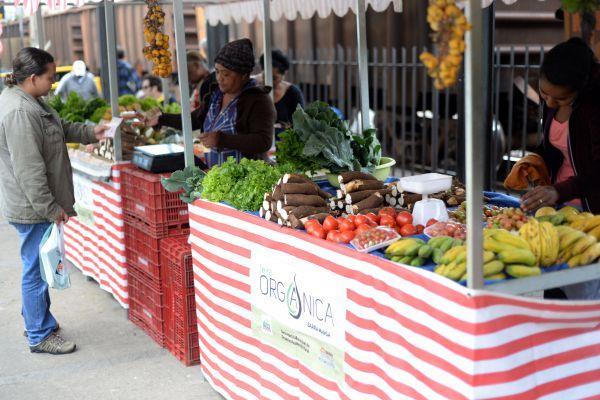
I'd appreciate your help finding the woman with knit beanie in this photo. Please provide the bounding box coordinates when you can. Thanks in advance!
[153,38,275,166]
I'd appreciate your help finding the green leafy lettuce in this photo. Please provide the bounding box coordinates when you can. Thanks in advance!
[161,165,205,203]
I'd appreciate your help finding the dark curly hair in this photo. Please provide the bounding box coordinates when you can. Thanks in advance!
[259,49,290,73]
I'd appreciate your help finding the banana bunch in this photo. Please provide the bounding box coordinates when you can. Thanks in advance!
[435,245,505,281]
[556,225,600,267]
[428,236,464,263]
[483,229,541,278]
[518,219,559,267]
[568,214,600,240]
[385,236,463,267]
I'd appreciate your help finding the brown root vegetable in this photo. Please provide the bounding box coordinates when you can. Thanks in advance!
[338,171,377,184]
[301,213,330,224]
[351,192,384,214]
[259,207,266,218]
[343,179,384,193]
[282,173,313,185]
[277,206,296,220]
[336,190,344,199]
[345,188,392,204]
[271,185,283,201]
[386,196,398,207]
[358,207,385,215]
[284,194,326,207]
[289,206,329,219]
[317,188,333,199]
[288,214,304,229]
[281,183,319,195]
[403,193,422,207]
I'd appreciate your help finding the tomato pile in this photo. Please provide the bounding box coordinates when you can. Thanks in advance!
[351,227,400,252]
[423,220,466,240]
[304,207,423,244]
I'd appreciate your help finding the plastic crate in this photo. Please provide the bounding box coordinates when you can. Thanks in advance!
[124,223,162,281]
[128,265,165,346]
[160,236,199,366]
[122,167,189,227]
[124,212,190,240]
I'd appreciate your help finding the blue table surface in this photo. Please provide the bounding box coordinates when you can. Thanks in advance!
[250,179,567,286]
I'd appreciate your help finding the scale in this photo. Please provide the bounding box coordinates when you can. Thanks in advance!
[399,173,453,226]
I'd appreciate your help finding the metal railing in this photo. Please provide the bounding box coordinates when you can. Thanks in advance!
[286,45,546,188]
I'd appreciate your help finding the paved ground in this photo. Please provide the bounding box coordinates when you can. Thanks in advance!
[0,216,223,400]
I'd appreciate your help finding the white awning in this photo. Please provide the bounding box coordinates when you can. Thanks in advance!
[204,0,403,26]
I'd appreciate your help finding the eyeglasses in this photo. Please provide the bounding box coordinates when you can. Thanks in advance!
[142,85,151,90]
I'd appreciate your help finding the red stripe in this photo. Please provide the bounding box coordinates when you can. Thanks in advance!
[486,368,600,400]
[345,373,393,400]
[192,254,250,294]
[196,288,250,329]
[197,320,298,399]
[190,227,251,259]
[192,201,600,313]
[344,352,434,400]
[297,363,347,399]
[65,231,127,281]
[193,270,251,311]
[191,242,250,279]
[347,311,598,362]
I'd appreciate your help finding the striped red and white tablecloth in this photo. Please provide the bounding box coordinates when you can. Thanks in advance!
[64,163,129,308]
[189,200,600,400]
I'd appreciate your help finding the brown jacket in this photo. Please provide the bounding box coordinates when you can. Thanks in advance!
[159,85,275,161]
[536,71,600,213]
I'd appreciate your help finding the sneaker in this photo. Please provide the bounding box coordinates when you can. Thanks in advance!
[23,323,60,338]
[30,333,76,355]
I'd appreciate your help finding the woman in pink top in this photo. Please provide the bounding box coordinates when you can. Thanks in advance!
[547,117,580,207]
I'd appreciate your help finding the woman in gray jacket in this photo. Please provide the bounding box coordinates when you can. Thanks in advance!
[0,48,108,355]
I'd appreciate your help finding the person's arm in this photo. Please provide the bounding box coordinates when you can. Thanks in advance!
[218,93,275,154]
[554,109,600,203]
[61,119,97,144]
[54,75,69,101]
[157,106,205,131]
[290,84,305,108]
[89,76,100,98]
[4,110,63,221]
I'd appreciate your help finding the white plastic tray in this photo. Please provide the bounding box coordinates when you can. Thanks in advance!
[399,173,452,195]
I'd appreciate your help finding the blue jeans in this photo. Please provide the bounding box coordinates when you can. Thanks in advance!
[10,222,58,346]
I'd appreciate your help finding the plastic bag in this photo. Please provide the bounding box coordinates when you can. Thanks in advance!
[39,223,71,290]
[350,226,400,253]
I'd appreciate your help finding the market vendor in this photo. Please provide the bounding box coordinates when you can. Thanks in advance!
[519,38,600,214]
[256,50,304,137]
[0,48,108,354]
[147,38,275,166]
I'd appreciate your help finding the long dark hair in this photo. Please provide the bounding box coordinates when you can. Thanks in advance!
[4,47,54,86]
[540,37,598,93]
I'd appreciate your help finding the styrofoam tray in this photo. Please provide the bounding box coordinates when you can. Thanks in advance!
[399,173,452,195]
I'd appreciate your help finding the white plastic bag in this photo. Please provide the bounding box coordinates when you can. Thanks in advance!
[39,223,71,290]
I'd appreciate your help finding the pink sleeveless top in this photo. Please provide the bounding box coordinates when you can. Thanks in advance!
[549,118,581,206]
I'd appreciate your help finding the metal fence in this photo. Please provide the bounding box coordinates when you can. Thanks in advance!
[286,46,546,188]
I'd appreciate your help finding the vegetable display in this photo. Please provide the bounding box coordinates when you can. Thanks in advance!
[275,101,381,174]
[48,92,108,123]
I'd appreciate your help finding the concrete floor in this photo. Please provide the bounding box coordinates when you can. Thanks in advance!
[0,216,223,400]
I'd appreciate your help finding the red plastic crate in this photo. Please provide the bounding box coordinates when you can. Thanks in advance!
[124,211,190,239]
[160,236,199,366]
[128,265,165,346]
[122,167,189,226]
[124,223,162,281]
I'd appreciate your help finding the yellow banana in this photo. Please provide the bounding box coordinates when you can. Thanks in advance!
[483,260,505,277]
[584,216,600,233]
[498,249,537,266]
[580,242,600,266]
[590,225,600,241]
[570,218,588,231]
[506,265,542,278]
[486,272,507,280]
[572,235,597,255]
[540,221,559,267]
[568,254,583,268]
[445,261,466,281]
[440,246,466,265]
[559,229,586,252]
[493,231,531,250]
[555,225,573,238]
[484,251,495,263]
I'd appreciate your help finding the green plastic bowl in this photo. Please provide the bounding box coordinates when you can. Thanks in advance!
[325,157,397,188]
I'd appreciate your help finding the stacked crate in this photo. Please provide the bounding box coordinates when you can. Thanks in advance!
[161,236,199,365]
[122,166,189,347]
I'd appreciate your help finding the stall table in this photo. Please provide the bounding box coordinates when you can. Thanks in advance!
[189,200,600,400]
[64,158,130,308]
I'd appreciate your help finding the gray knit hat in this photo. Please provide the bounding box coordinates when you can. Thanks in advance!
[214,38,255,74]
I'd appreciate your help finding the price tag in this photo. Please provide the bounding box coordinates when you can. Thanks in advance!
[104,117,123,139]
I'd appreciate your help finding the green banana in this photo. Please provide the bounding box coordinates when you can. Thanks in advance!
[498,249,537,266]
[483,260,504,277]
[410,257,426,267]
[506,265,542,278]
[418,245,433,259]
[432,248,444,264]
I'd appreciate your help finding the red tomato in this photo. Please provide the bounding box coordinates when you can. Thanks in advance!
[346,214,357,224]
[304,219,321,234]
[426,218,438,227]
[336,217,347,225]
[355,224,372,234]
[339,230,355,243]
[322,215,339,232]
[379,214,396,228]
[340,219,356,232]
[354,215,369,226]
[378,207,397,218]
[395,211,413,227]
[310,226,327,240]
[446,224,457,235]
[416,224,425,234]
[365,212,380,225]
[326,230,342,242]
[400,224,417,237]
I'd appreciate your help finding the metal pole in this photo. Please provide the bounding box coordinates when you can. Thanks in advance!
[355,0,370,131]
[262,0,273,99]
[465,0,485,289]
[104,0,122,162]
[173,0,194,167]
[33,7,45,49]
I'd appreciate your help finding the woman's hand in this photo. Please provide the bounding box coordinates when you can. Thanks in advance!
[521,185,559,212]
[142,111,161,128]
[54,209,69,225]
[199,132,220,149]
[93,124,110,141]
